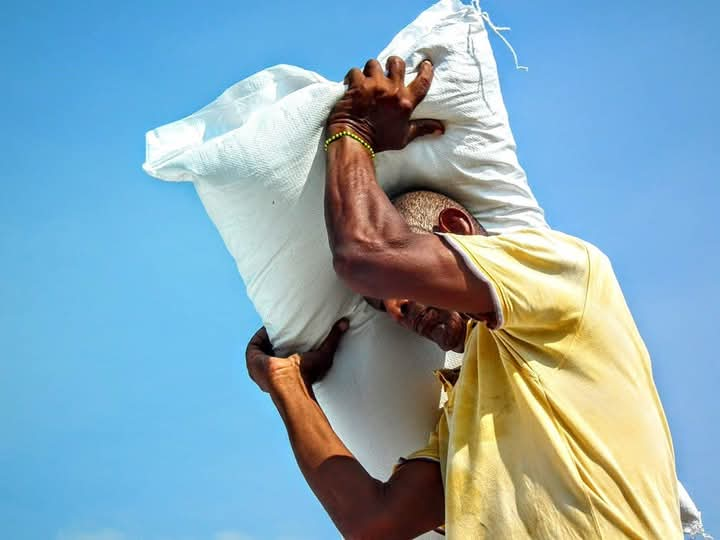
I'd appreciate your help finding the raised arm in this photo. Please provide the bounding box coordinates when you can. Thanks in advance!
[246,324,444,539]
[325,57,494,315]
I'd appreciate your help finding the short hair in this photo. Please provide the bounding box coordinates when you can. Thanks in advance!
[391,190,484,234]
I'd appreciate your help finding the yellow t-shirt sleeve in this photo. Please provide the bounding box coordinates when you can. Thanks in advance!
[441,229,590,331]
[402,425,441,464]
[396,422,441,477]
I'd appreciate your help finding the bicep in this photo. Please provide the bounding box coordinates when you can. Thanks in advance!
[373,459,445,539]
[336,233,495,315]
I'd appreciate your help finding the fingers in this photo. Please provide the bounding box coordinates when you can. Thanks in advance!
[318,318,350,355]
[407,119,445,143]
[344,67,364,87]
[246,326,273,360]
[363,58,383,78]
[386,56,405,83]
[245,327,270,387]
[248,326,269,347]
[407,59,434,106]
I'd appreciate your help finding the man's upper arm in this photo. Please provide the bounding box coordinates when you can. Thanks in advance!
[364,458,444,539]
[336,228,589,331]
[334,231,497,316]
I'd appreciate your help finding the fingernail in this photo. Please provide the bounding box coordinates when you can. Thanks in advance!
[339,320,349,331]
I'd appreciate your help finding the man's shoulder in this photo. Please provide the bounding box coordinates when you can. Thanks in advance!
[499,227,612,268]
[530,230,623,302]
[475,227,592,266]
[440,227,594,282]
[496,226,587,247]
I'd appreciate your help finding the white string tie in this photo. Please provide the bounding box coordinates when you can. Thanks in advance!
[471,2,528,71]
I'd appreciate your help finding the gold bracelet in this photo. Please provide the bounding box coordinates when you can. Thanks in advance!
[324,130,376,159]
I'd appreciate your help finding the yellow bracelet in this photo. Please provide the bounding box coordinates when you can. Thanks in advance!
[324,130,376,159]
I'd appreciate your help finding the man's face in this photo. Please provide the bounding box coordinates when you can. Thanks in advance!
[365,297,469,352]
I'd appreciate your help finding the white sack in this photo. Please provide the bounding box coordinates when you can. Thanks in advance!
[144,0,546,355]
[143,0,546,478]
[144,1,702,532]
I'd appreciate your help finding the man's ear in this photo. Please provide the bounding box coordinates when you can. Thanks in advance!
[438,207,475,235]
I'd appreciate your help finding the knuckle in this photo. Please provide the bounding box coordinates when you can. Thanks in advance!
[398,97,414,112]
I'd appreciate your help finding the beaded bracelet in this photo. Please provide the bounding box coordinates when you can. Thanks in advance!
[324,130,376,159]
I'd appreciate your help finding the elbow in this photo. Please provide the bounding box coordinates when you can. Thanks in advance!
[341,509,394,540]
[332,248,360,287]
[327,479,390,540]
[331,244,381,297]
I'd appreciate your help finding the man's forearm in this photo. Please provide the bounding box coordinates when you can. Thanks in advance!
[323,57,441,265]
[324,137,412,261]
[269,369,386,538]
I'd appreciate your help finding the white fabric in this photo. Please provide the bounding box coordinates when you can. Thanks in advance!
[144,0,702,534]
[144,0,516,486]
[143,0,545,479]
[144,0,546,484]
[679,481,711,538]
[144,0,546,355]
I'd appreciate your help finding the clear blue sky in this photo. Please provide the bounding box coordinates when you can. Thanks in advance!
[1,1,718,539]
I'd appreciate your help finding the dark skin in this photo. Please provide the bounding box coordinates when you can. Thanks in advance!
[246,56,495,539]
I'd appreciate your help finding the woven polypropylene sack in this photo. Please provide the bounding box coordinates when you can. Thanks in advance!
[143,0,545,479]
[144,0,546,354]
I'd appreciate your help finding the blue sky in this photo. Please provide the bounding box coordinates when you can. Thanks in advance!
[1,0,718,539]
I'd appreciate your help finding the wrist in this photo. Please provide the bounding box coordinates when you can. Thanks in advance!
[267,357,312,401]
[326,120,373,142]
[326,132,375,162]
[267,355,301,386]
[326,118,376,153]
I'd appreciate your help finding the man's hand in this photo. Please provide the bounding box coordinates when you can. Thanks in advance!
[327,56,444,153]
[245,319,348,394]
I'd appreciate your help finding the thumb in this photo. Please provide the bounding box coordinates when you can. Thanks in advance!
[318,318,350,355]
[407,119,444,143]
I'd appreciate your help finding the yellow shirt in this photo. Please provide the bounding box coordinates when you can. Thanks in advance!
[407,229,681,539]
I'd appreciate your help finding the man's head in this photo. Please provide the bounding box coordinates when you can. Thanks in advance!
[365,190,486,352]
[391,190,485,236]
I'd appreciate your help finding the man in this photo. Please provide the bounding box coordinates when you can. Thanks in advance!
[245,57,683,538]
